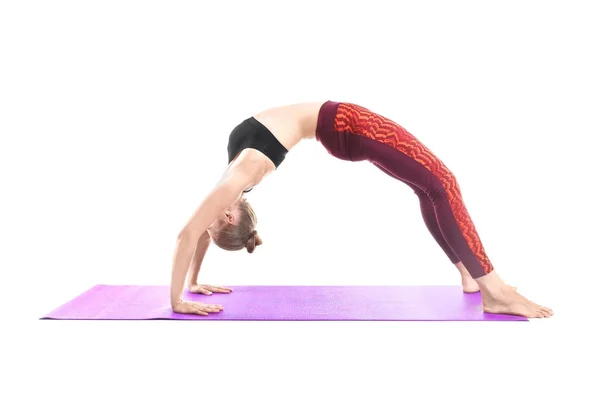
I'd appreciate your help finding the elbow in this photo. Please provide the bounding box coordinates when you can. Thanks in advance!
[177,227,198,244]
[198,230,211,245]
[177,227,209,245]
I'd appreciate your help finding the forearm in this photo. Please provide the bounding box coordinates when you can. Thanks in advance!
[170,231,200,308]
[187,232,211,287]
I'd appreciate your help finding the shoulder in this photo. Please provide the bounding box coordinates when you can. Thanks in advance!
[233,149,275,171]
[225,149,274,187]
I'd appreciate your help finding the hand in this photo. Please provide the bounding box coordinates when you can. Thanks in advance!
[189,284,232,295]
[172,300,223,316]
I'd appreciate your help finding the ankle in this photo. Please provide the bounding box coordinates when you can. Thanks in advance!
[475,271,508,294]
[454,262,471,277]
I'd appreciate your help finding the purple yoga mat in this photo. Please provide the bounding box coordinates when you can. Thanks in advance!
[41,285,527,321]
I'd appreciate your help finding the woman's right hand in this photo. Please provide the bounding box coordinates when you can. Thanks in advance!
[172,300,223,316]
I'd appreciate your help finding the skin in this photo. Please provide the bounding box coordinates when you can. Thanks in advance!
[170,102,553,318]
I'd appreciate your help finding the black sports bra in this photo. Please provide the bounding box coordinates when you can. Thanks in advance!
[227,116,288,193]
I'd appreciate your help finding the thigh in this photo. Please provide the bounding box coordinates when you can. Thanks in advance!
[363,136,440,193]
[373,162,425,195]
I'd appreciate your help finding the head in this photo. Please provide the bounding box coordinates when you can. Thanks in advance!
[207,198,263,253]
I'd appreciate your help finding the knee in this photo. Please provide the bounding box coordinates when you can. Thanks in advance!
[426,185,447,201]
[427,170,459,200]
[445,171,458,187]
[411,186,425,197]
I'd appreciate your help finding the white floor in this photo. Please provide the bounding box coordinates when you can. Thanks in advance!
[9,307,597,394]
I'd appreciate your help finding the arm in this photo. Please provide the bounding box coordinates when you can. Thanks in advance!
[186,232,232,295]
[170,171,248,310]
[187,231,211,288]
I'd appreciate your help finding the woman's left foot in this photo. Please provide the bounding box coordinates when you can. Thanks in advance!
[481,285,553,318]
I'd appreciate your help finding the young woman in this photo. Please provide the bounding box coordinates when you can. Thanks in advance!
[170,101,553,318]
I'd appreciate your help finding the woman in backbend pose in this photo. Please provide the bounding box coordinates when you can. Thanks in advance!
[170,100,553,318]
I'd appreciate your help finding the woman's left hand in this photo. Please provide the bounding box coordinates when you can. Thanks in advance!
[189,284,232,295]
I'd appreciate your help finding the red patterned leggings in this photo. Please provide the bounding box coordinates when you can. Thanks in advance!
[315,101,493,278]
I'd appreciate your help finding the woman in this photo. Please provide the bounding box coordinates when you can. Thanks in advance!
[170,100,553,318]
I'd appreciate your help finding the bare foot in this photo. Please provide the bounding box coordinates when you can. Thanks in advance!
[461,275,480,293]
[482,287,553,318]
[476,272,553,318]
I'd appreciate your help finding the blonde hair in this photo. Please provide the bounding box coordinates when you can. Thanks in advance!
[212,199,262,253]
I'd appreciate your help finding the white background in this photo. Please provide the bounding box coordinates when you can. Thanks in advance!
[2,0,599,393]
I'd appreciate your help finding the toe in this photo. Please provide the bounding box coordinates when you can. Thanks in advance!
[540,306,553,316]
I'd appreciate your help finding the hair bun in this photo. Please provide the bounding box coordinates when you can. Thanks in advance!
[245,230,262,253]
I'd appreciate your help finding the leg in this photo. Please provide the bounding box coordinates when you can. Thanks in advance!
[374,164,480,293]
[376,147,551,317]
[333,102,552,317]
[374,164,459,264]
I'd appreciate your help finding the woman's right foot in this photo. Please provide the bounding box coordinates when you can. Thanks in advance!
[455,262,482,293]
[461,275,480,293]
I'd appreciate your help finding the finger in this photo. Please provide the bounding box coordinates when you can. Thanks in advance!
[190,286,211,295]
[204,285,231,293]
[192,305,210,315]
[196,302,221,312]
[198,287,213,295]
[195,301,223,310]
